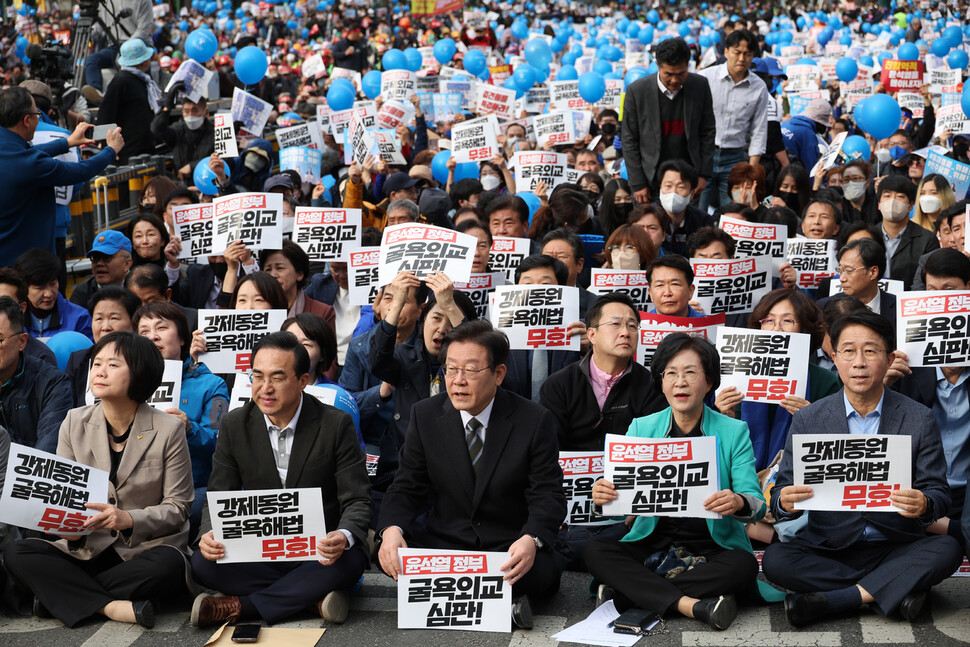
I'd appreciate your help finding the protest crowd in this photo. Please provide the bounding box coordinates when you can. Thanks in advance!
[3,0,970,638]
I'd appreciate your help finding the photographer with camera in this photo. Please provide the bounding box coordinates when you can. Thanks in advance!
[0,86,124,263]
[151,81,214,185]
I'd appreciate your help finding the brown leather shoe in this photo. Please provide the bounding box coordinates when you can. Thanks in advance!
[190,593,241,628]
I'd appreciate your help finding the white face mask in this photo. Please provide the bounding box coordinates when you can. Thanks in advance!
[842,180,866,202]
[875,148,891,164]
[919,195,942,214]
[243,153,266,172]
[282,215,295,234]
[611,249,640,270]
[466,29,477,39]
[659,191,690,215]
[880,198,910,222]
[184,115,205,131]
[731,188,744,204]
[480,175,501,191]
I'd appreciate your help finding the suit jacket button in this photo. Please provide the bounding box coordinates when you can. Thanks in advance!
[394,413,400,420]
[109,497,116,504]
[110,530,117,537]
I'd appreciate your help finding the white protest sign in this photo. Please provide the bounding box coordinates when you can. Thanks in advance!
[30,130,76,205]
[213,112,238,158]
[602,434,720,519]
[208,488,326,563]
[637,313,725,367]
[559,452,611,526]
[831,277,905,296]
[275,122,323,150]
[172,203,214,259]
[897,290,970,367]
[228,372,252,411]
[719,215,788,272]
[279,146,323,184]
[373,129,407,165]
[293,208,362,263]
[476,85,517,119]
[897,91,925,120]
[533,111,575,147]
[147,360,183,410]
[0,444,109,536]
[398,549,511,632]
[524,84,549,113]
[381,69,417,101]
[454,272,506,320]
[792,434,912,512]
[432,93,463,124]
[489,284,580,350]
[231,87,273,137]
[588,269,652,312]
[451,115,501,163]
[348,111,373,166]
[379,224,477,286]
[809,131,848,177]
[714,327,811,402]
[165,58,213,103]
[375,98,416,130]
[198,309,288,373]
[488,237,532,282]
[786,238,838,289]
[548,80,586,110]
[316,104,331,132]
[935,104,970,138]
[690,256,773,315]
[595,78,624,110]
[349,248,381,305]
[211,192,284,253]
[301,53,326,79]
[511,151,567,191]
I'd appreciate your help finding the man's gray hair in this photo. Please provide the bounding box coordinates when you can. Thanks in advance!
[386,199,420,222]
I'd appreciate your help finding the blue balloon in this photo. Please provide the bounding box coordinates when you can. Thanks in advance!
[46,332,92,371]
[878,51,893,65]
[944,25,963,47]
[314,384,360,434]
[403,47,423,72]
[550,39,564,53]
[856,94,901,140]
[382,49,406,71]
[194,158,229,195]
[842,134,871,161]
[606,45,623,62]
[286,19,297,30]
[476,66,490,81]
[454,161,478,181]
[524,39,553,69]
[327,83,355,111]
[678,22,690,37]
[511,21,528,40]
[534,65,550,84]
[185,28,218,63]
[577,72,606,103]
[624,66,649,88]
[625,22,640,38]
[656,20,667,31]
[234,45,267,85]
[512,64,536,91]
[931,38,951,57]
[362,70,382,99]
[503,76,524,99]
[898,42,919,60]
[817,27,834,46]
[593,59,613,75]
[557,64,579,81]
[949,49,969,70]
[463,49,487,75]
[839,34,852,46]
[431,150,451,184]
[647,9,659,23]
[860,55,874,66]
[516,192,541,221]
[835,57,858,82]
[179,20,189,31]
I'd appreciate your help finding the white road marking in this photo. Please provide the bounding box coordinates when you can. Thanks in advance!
[859,612,915,643]
[931,585,970,643]
[78,622,144,647]
[0,617,63,633]
[508,615,566,647]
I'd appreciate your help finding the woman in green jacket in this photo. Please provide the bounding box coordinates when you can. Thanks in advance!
[586,333,784,632]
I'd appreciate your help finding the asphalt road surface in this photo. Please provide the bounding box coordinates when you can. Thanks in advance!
[3,570,970,647]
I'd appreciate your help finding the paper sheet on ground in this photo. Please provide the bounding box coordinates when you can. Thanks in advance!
[551,600,645,646]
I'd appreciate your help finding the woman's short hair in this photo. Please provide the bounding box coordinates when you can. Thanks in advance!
[125,214,171,253]
[231,271,289,310]
[90,331,164,403]
[727,162,767,202]
[748,288,825,351]
[132,301,191,360]
[604,224,657,269]
[282,312,337,377]
[456,218,492,246]
[258,240,311,289]
[650,333,721,397]
[89,286,142,318]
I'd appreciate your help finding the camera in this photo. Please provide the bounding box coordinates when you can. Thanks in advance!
[25,43,74,85]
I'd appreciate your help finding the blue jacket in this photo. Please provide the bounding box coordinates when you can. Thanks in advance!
[34,116,79,240]
[780,115,822,174]
[1,352,73,453]
[26,292,93,340]
[179,358,230,487]
[0,126,116,260]
[339,324,394,447]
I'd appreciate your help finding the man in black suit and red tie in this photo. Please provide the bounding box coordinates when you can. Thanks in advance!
[376,320,566,629]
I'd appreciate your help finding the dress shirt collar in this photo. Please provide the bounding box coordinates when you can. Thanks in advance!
[657,74,680,99]
[263,392,304,435]
[459,396,496,432]
[843,388,885,423]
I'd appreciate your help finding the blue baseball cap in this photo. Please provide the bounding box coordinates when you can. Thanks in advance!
[753,57,787,79]
[89,230,132,256]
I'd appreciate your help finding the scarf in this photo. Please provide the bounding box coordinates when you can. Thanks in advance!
[121,66,163,113]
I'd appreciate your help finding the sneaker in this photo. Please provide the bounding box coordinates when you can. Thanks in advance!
[81,85,103,105]
[190,593,240,628]
[317,590,351,624]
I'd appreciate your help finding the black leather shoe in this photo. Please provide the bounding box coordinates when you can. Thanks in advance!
[596,584,615,608]
[692,595,737,631]
[512,595,533,630]
[784,592,829,628]
[898,591,927,622]
[32,597,52,619]
[133,600,155,629]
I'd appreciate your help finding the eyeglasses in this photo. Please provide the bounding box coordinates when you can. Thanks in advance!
[608,244,638,252]
[661,369,703,383]
[26,111,42,119]
[248,371,294,386]
[759,317,798,331]
[834,348,887,361]
[836,265,867,276]
[0,332,24,345]
[592,320,639,334]
[444,366,491,380]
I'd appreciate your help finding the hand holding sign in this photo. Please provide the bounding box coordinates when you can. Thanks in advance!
[199,530,226,561]
[591,478,618,506]
[891,489,928,518]
[317,530,349,565]
[703,490,745,516]
[780,485,814,513]
[83,502,133,531]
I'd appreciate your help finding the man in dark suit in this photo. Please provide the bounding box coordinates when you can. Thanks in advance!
[818,238,897,338]
[878,175,939,291]
[377,320,566,629]
[189,332,372,627]
[622,37,715,203]
[762,310,962,627]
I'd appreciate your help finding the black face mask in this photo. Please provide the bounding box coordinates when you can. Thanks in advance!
[613,202,633,222]
[582,190,599,205]
[600,122,617,136]
[955,140,970,159]
[210,262,229,282]
[778,190,800,212]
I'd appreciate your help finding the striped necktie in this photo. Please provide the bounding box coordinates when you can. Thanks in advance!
[466,417,484,475]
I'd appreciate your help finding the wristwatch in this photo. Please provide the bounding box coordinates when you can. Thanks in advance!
[528,534,545,550]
